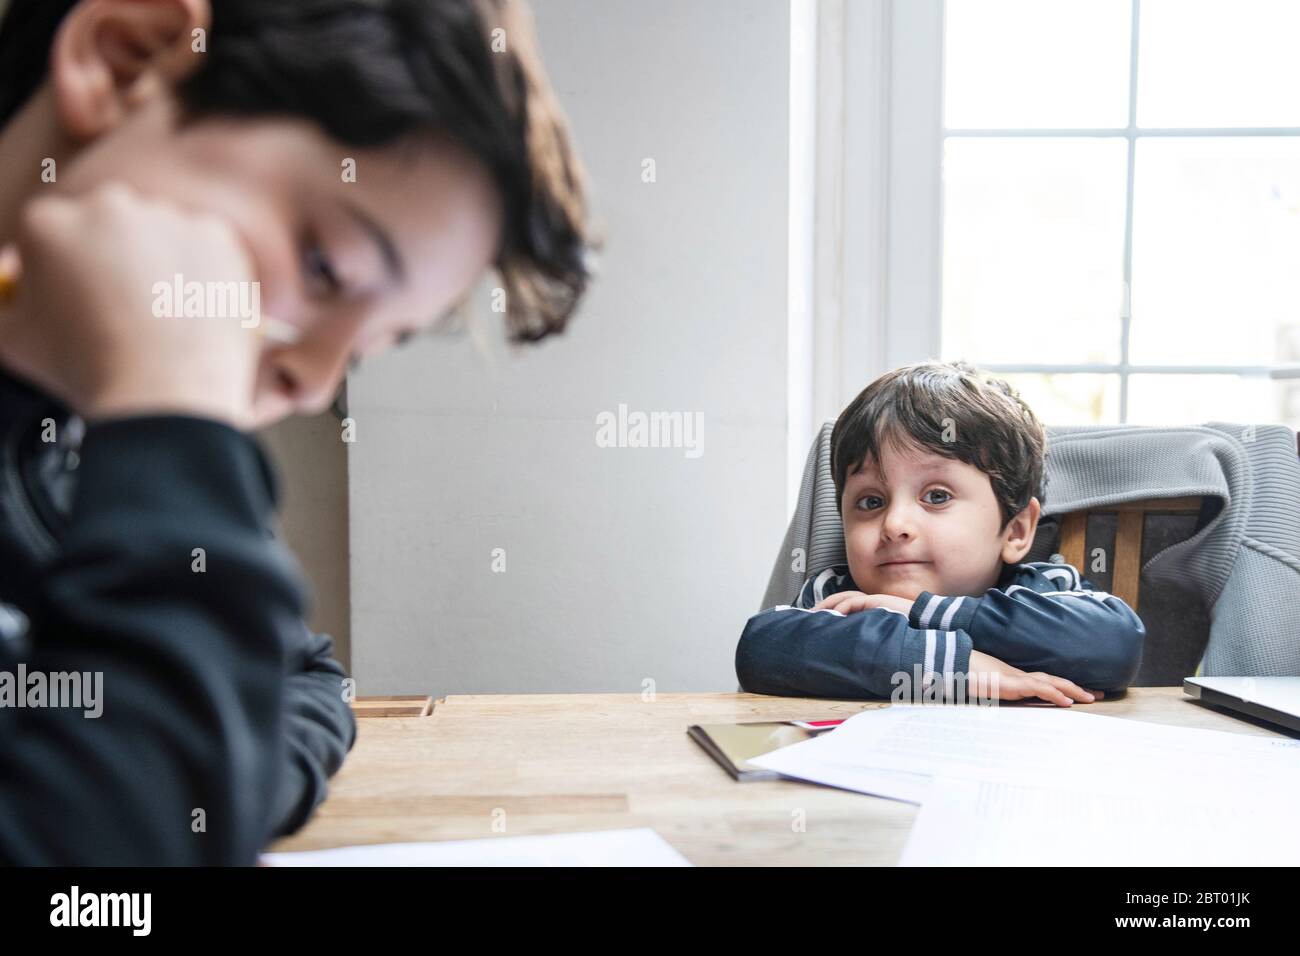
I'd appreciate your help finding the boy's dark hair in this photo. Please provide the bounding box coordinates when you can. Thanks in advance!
[830,360,1047,529]
[0,0,593,342]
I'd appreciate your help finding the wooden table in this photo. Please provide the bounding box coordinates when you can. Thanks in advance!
[270,687,1290,865]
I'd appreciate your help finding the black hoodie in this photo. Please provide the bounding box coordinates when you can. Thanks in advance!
[0,366,356,864]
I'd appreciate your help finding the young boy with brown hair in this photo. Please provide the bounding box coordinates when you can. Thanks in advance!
[736,360,1145,705]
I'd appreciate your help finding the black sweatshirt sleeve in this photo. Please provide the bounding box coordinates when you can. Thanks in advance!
[0,415,307,864]
[269,625,356,839]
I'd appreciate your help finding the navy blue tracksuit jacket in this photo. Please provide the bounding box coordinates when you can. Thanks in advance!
[736,561,1146,701]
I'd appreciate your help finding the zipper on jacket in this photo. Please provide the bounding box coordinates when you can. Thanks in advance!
[4,425,58,561]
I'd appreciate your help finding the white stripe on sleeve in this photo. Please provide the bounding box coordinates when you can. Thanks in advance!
[918,594,943,628]
[812,567,837,603]
[939,596,965,629]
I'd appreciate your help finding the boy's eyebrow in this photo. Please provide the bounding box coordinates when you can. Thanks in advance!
[342,199,406,287]
[849,458,959,482]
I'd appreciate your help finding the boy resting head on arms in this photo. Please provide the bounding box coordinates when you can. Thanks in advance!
[736,360,1145,705]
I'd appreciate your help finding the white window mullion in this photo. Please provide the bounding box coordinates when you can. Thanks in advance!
[1120,0,1143,423]
[880,0,945,378]
[788,0,817,514]
[806,0,944,431]
[822,0,1300,431]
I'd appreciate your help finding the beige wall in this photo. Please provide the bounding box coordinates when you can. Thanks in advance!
[260,411,351,670]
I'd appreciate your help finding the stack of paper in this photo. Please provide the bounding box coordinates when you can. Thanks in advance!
[749,704,1300,865]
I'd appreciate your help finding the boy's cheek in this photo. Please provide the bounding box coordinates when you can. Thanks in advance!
[844,548,877,593]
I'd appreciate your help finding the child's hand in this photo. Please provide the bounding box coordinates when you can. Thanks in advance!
[0,182,262,428]
[967,649,1104,707]
[814,590,914,615]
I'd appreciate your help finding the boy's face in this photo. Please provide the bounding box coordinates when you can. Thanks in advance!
[51,108,503,428]
[2,0,504,429]
[840,439,1040,602]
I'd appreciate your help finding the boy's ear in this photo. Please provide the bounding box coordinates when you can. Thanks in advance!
[49,0,211,141]
[1000,495,1042,564]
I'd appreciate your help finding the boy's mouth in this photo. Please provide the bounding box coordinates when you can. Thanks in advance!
[879,560,930,567]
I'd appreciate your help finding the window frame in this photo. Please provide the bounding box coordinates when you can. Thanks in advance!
[826,0,1300,431]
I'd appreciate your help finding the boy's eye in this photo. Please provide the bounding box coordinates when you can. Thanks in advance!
[856,495,884,511]
[924,489,952,505]
[303,240,344,297]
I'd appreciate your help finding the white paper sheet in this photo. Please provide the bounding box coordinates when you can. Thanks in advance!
[262,827,691,867]
[751,703,1300,796]
[900,776,1300,866]
[751,744,935,804]
[749,703,1300,865]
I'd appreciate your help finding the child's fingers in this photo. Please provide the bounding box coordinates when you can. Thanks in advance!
[815,591,864,613]
[1021,677,1073,707]
[1045,674,1098,703]
[1031,674,1095,703]
[1038,681,1074,707]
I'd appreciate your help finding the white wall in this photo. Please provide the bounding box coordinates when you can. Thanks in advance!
[347,0,794,696]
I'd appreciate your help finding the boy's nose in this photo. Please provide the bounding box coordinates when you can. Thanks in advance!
[266,346,350,415]
[881,504,917,541]
[259,308,368,415]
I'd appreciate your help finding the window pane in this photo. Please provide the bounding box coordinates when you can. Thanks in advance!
[1138,0,1300,128]
[945,0,1132,129]
[942,139,1127,365]
[1127,374,1299,429]
[1129,137,1300,366]
[996,373,1120,426]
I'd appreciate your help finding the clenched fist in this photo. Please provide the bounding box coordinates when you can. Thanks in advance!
[0,181,264,428]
